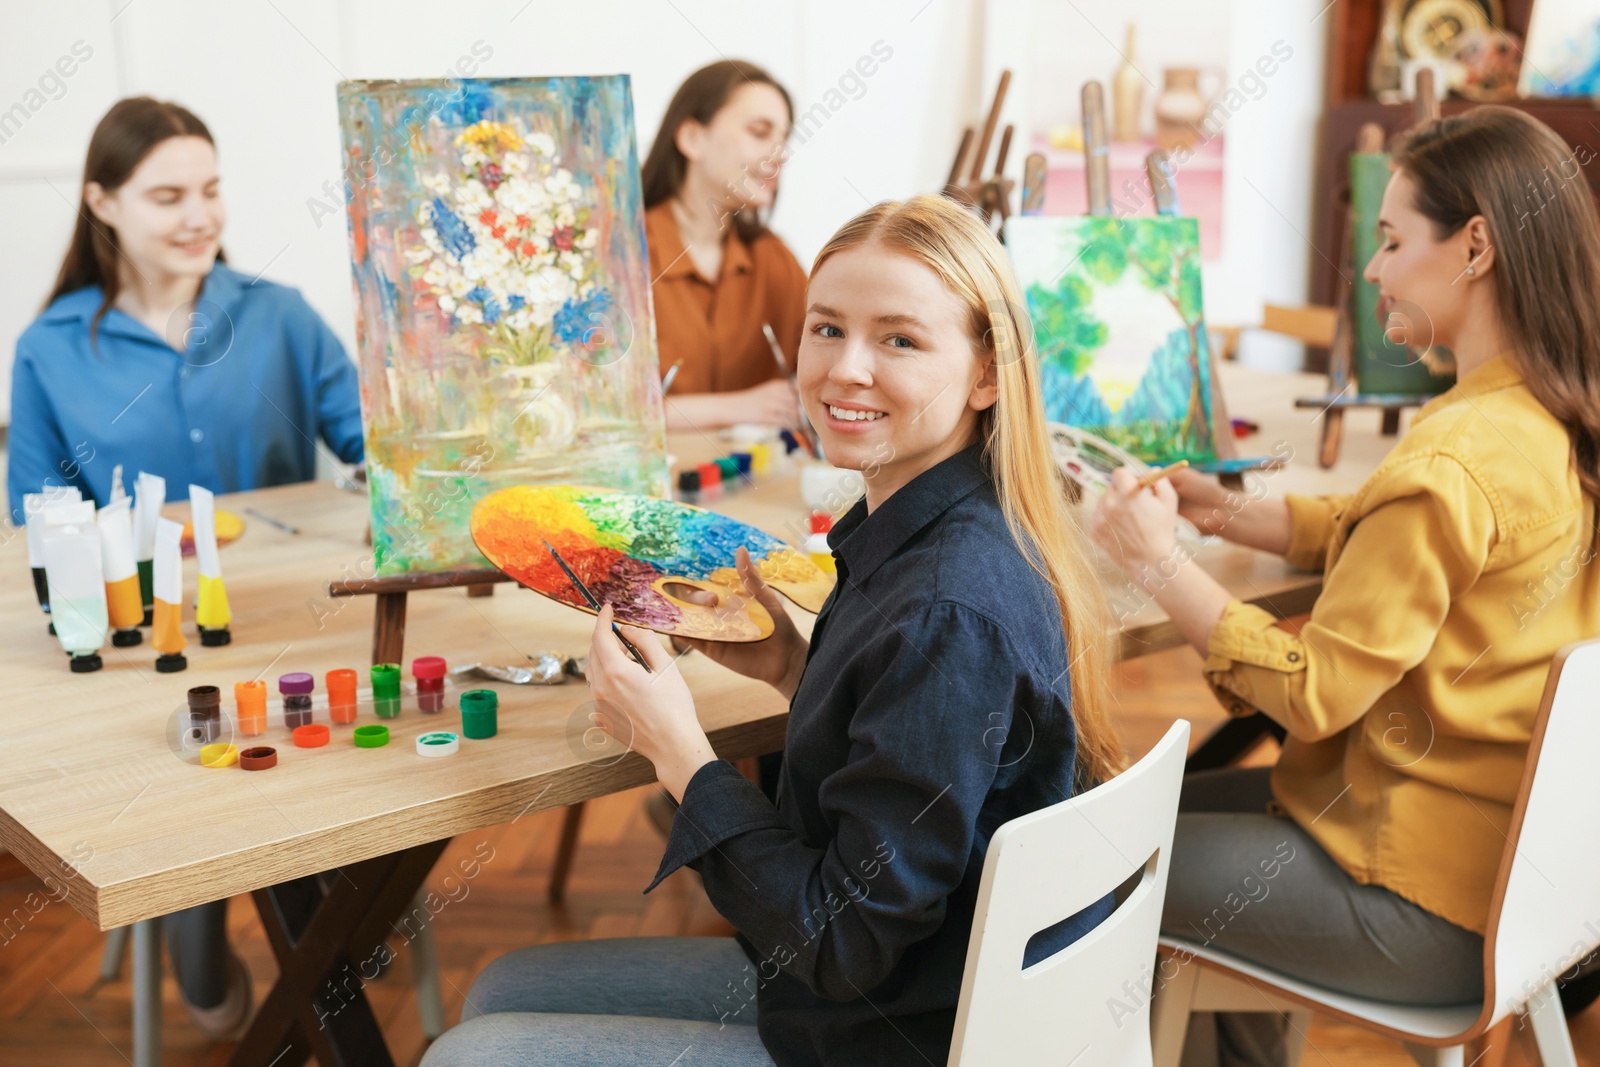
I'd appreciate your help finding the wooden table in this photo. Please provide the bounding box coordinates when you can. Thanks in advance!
[0,419,1328,1065]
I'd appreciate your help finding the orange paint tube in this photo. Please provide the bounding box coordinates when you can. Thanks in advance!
[152,518,187,673]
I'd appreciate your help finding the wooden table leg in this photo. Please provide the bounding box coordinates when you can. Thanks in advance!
[228,838,449,1067]
[547,803,585,904]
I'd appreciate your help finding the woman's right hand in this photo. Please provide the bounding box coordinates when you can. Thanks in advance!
[740,378,802,430]
[671,546,809,700]
[1167,467,1293,556]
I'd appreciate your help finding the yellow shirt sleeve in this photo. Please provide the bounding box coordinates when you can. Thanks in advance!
[1282,493,1355,572]
[1204,455,1498,742]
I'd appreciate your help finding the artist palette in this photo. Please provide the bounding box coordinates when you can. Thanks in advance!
[471,485,834,642]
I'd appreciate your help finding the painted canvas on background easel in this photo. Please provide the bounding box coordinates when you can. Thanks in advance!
[339,77,668,576]
[1005,214,1215,464]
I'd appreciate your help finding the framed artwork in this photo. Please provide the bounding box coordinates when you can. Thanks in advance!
[1519,1,1600,97]
[338,76,668,576]
[1005,214,1215,465]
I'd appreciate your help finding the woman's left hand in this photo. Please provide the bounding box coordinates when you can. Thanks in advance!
[1089,467,1182,576]
[585,604,719,801]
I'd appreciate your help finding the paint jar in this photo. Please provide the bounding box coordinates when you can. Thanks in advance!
[279,672,314,729]
[235,680,267,736]
[732,452,753,478]
[677,469,701,506]
[412,656,447,713]
[326,669,358,724]
[748,442,771,477]
[698,462,722,502]
[188,685,222,744]
[805,532,836,575]
[372,664,401,719]
[460,690,499,739]
[715,456,742,491]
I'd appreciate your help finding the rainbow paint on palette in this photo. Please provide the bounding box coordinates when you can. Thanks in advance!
[471,486,833,642]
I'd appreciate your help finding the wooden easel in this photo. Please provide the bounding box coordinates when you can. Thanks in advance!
[944,70,1017,231]
[1293,69,1446,467]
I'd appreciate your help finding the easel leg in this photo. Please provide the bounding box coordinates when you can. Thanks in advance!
[1381,407,1402,436]
[373,591,408,666]
[1319,409,1345,469]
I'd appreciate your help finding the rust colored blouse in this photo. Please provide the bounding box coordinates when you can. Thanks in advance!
[644,200,809,395]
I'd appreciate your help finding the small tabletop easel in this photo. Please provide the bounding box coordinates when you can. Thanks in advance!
[328,569,507,666]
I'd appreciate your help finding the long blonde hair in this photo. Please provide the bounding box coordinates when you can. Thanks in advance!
[811,194,1126,788]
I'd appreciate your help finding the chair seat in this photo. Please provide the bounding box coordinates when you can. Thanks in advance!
[1159,936,1484,1043]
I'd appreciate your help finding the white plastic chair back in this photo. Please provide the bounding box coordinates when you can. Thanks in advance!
[950,720,1190,1066]
[1487,638,1600,1025]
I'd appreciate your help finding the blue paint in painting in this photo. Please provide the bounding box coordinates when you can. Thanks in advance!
[552,289,613,345]
[431,198,476,259]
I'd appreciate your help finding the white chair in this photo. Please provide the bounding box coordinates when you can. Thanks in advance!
[1150,637,1600,1067]
[950,720,1191,1066]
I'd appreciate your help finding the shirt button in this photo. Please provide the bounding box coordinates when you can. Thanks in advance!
[190,428,204,443]
[1286,652,1301,663]
[179,366,191,380]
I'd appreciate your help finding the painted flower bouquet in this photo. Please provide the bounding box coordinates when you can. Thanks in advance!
[406,120,619,451]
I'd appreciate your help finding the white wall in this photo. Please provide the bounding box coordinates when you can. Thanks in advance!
[0,0,1322,427]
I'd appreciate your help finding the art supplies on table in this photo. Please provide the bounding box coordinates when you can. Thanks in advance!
[41,502,106,673]
[152,518,187,672]
[24,486,83,629]
[189,486,233,646]
[470,485,834,642]
[133,472,165,623]
[96,497,143,647]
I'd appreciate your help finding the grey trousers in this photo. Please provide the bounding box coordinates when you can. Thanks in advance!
[1161,767,1484,1067]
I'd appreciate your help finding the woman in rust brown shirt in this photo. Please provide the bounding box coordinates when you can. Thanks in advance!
[641,61,809,432]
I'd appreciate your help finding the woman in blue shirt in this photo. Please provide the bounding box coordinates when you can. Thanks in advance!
[6,95,363,523]
[5,96,364,1038]
[422,196,1125,1066]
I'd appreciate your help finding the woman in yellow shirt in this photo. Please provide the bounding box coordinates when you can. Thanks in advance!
[640,60,810,433]
[1094,106,1600,1064]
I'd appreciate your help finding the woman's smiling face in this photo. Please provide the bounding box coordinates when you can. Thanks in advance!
[797,240,997,510]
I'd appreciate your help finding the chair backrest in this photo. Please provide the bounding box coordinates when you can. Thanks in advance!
[1486,638,1600,1025]
[949,720,1190,1067]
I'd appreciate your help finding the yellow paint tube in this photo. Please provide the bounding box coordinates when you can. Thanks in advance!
[96,497,144,646]
[189,485,232,644]
[152,518,187,672]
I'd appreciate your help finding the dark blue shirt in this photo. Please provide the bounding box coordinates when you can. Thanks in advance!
[7,262,364,522]
[650,444,1111,1066]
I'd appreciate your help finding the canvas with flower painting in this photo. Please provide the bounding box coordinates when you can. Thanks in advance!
[338,76,668,575]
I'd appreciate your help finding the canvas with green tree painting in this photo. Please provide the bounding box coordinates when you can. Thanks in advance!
[1005,215,1214,464]
[338,76,668,576]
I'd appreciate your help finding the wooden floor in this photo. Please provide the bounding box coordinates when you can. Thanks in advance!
[2,646,1597,1066]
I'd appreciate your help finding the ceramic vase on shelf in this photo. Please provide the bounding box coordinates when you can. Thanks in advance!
[1112,23,1144,143]
[1154,67,1221,151]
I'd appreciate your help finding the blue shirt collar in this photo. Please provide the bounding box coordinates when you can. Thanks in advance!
[39,261,249,341]
[826,443,991,584]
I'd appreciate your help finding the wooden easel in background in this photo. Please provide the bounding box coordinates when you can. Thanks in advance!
[944,70,1017,231]
[1293,68,1449,467]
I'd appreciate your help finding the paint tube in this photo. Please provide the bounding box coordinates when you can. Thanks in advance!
[42,502,107,672]
[189,485,232,645]
[153,517,187,672]
[96,497,144,648]
[23,486,83,622]
[133,472,166,625]
[110,464,126,502]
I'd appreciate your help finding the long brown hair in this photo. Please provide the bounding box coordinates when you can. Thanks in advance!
[811,195,1126,789]
[640,61,792,245]
[1391,107,1600,504]
[45,96,219,342]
